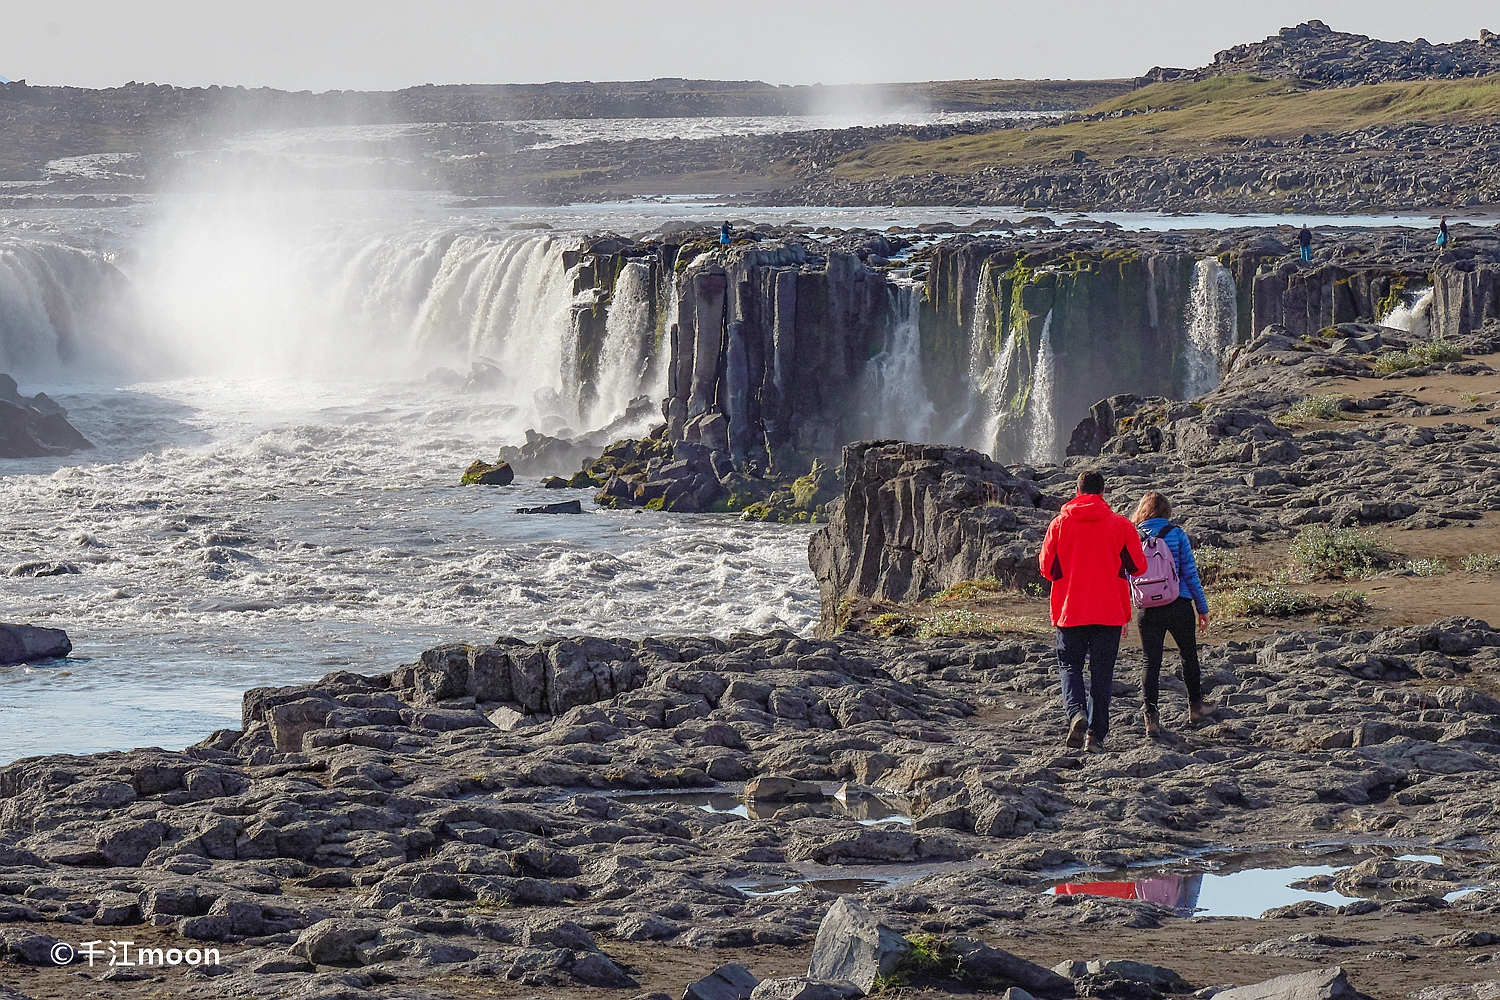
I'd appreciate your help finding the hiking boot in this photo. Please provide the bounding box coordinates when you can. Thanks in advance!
[1188,701,1215,727]
[1086,734,1107,755]
[1144,706,1161,738]
[1066,714,1088,749]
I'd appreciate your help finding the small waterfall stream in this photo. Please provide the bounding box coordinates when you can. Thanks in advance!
[1025,309,1056,465]
[864,280,935,442]
[1380,286,1435,339]
[1184,257,1238,398]
[587,260,659,429]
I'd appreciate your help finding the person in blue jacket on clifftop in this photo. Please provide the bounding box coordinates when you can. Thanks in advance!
[720,221,731,245]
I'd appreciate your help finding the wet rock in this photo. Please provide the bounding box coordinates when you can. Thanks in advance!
[685,963,761,1000]
[0,375,93,458]
[806,897,911,993]
[516,499,583,514]
[461,459,515,486]
[0,624,71,665]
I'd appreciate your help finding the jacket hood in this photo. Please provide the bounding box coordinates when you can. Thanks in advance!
[1061,493,1115,522]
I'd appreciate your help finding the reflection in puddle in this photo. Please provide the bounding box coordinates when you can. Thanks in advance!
[1050,854,1477,919]
[733,858,986,899]
[613,787,912,826]
[738,877,892,898]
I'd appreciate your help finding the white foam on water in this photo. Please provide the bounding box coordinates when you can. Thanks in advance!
[0,377,816,763]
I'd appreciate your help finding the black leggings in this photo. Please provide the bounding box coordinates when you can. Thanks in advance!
[1139,597,1201,710]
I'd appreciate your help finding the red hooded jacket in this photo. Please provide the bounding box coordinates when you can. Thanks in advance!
[1038,493,1147,628]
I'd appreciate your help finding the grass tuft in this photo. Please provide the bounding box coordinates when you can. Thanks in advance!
[932,577,1003,602]
[873,934,961,992]
[1462,553,1500,573]
[1288,525,1384,580]
[1195,546,1255,586]
[1371,341,1465,373]
[1402,558,1449,577]
[1216,584,1320,618]
[1274,394,1348,427]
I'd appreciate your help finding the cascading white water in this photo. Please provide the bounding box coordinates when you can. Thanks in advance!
[587,260,661,429]
[1184,257,1239,398]
[0,239,130,373]
[973,325,1020,458]
[864,279,935,441]
[1025,309,1056,465]
[1381,285,1435,339]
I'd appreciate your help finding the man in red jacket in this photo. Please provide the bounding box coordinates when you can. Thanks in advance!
[1038,471,1147,753]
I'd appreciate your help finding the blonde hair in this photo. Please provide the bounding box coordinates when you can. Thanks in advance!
[1131,491,1172,525]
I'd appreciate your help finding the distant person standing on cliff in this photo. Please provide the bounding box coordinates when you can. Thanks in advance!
[1038,471,1147,754]
[1130,491,1211,737]
[720,221,732,245]
[1438,216,1450,249]
[1299,224,1313,261]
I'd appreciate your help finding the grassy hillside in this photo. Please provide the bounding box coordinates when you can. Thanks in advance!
[831,75,1500,179]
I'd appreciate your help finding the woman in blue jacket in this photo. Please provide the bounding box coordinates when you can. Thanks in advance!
[1131,491,1211,736]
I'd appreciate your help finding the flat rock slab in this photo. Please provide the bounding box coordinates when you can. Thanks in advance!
[1215,966,1356,1000]
[685,963,761,1000]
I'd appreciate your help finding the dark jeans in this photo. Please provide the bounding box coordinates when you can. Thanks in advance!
[1139,597,1202,711]
[1056,624,1122,741]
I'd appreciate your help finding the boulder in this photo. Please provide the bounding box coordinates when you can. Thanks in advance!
[806,897,911,993]
[0,624,71,664]
[517,499,583,514]
[808,441,1049,635]
[289,918,381,966]
[685,963,761,1000]
[461,460,515,485]
[1214,967,1356,1000]
[948,938,1072,994]
[0,376,94,458]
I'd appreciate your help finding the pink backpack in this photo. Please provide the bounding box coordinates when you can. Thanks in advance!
[1130,523,1181,609]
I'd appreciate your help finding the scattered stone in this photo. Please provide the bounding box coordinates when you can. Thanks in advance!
[806,898,912,993]
[685,963,761,1000]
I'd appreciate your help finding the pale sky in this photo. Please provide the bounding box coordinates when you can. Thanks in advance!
[3,1,1497,91]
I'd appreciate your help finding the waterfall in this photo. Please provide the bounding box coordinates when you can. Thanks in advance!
[972,323,1020,458]
[0,239,131,373]
[864,279,935,441]
[1184,257,1238,398]
[1025,310,1057,465]
[1381,285,1435,339]
[587,260,659,429]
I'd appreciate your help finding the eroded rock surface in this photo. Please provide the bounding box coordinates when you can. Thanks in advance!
[5,617,1500,995]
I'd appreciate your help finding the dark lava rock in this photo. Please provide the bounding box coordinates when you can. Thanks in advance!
[0,623,71,664]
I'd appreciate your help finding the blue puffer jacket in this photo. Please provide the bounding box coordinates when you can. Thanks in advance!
[1140,517,1208,614]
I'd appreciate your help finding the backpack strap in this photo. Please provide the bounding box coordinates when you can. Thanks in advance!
[1152,522,1176,541]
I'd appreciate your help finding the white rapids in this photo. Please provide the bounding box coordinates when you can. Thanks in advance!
[0,199,816,764]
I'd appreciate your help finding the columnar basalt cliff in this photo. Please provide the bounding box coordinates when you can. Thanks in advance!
[568,224,1500,505]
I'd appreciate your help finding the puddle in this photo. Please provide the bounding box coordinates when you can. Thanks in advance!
[733,858,986,899]
[1049,852,1483,918]
[607,786,912,826]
